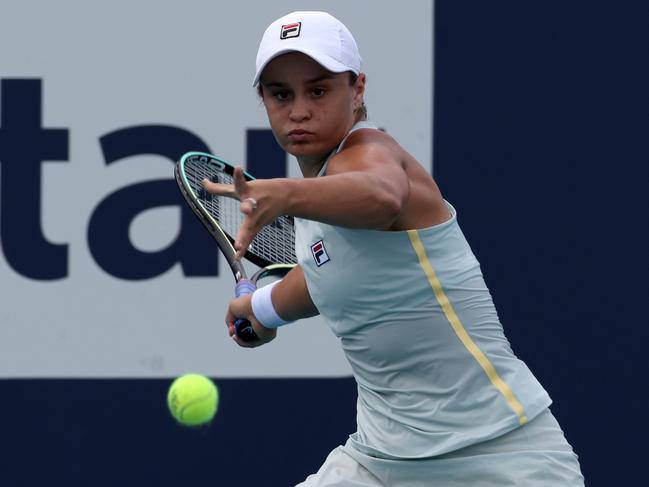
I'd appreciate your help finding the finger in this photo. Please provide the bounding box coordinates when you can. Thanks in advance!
[235,237,253,260]
[202,178,238,198]
[235,248,245,261]
[225,313,235,337]
[240,197,257,215]
[226,301,249,337]
[234,220,259,260]
[233,166,249,196]
[235,233,254,260]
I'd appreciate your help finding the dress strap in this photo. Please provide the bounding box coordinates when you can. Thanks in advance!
[317,121,379,177]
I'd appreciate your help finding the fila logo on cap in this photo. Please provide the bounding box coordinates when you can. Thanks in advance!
[280,22,301,39]
[310,240,330,267]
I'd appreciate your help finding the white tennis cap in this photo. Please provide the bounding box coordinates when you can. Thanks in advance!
[253,11,362,86]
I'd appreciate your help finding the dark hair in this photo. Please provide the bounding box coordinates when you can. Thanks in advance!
[256,71,368,121]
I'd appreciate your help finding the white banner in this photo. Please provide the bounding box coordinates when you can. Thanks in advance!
[0,0,433,377]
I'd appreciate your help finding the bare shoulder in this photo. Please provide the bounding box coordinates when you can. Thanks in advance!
[326,128,403,175]
[335,128,451,230]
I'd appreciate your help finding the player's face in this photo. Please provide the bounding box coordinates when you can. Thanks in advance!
[259,52,365,170]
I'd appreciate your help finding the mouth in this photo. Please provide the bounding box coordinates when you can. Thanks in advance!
[287,129,313,142]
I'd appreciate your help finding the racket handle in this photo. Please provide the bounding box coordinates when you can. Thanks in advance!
[234,279,258,342]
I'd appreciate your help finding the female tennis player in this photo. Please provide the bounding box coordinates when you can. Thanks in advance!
[203,10,585,486]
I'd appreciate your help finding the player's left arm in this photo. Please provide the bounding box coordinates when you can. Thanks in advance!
[287,133,410,229]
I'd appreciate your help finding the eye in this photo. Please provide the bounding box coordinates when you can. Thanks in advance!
[312,87,326,98]
[269,89,291,101]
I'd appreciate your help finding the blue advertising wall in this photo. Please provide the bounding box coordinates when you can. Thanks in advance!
[435,1,647,486]
[1,1,646,485]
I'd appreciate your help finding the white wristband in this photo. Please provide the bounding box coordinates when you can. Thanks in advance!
[251,280,292,328]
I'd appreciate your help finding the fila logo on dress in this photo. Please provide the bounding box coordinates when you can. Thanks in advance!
[310,240,330,267]
[281,22,301,39]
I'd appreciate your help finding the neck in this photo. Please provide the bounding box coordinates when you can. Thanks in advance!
[297,151,333,178]
[295,118,362,177]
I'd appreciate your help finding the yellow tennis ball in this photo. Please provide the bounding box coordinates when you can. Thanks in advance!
[167,374,219,426]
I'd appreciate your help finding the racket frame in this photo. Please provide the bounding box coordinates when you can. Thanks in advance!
[175,151,296,341]
[175,152,256,282]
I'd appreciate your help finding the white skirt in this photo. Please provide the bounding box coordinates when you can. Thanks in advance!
[296,408,584,486]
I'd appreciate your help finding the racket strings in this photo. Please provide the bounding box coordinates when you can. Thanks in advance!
[183,160,297,265]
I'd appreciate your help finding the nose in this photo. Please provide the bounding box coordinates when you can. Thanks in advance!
[289,95,311,122]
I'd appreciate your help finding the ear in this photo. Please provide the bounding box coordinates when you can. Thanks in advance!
[353,73,366,109]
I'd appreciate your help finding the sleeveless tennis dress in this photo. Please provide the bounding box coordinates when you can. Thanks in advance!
[294,122,584,486]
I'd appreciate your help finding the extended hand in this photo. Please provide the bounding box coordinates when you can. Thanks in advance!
[202,167,288,260]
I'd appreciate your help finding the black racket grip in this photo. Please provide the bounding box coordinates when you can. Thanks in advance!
[234,280,258,342]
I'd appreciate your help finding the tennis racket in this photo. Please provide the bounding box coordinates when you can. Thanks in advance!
[175,151,297,342]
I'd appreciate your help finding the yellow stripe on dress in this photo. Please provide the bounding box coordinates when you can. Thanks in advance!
[407,230,528,425]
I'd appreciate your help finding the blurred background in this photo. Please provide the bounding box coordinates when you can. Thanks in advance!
[1,1,645,485]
